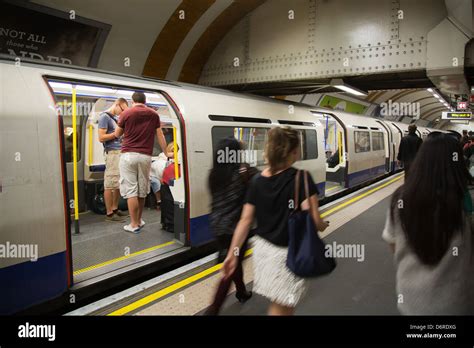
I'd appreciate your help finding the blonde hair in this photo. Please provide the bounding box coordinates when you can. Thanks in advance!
[265,126,300,174]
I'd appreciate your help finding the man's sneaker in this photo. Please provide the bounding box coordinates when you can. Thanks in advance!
[105,214,126,222]
[123,224,141,234]
[115,210,129,217]
[139,219,146,228]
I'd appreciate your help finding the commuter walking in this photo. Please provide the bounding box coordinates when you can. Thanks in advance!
[383,132,474,315]
[397,124,422,175]
[98,98,129,222]
[115,92,168,233]
[221,127,328,316]
[205,138,257,315]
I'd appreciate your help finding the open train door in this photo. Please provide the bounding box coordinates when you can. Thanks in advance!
[312,111,347,196]
[47,80,189,284]
[376,120,392,173]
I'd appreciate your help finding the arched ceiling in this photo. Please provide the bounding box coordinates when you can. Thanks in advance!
[31,0,266,81]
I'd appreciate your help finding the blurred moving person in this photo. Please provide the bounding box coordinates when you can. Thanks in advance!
[383,132,474,315]
[397,124,422,175]
[222,127,328,316]
[205,138,257,315]
[461,129,469,148]
[98,98,129,222]
[160,145,180,232]
[115,92,168,233]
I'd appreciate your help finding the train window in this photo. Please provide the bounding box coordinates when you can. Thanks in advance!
[354,131,371,153]
[152,127,174,156]
[296,129,318,160]
[371,132,384,151]
[211,126,269,166]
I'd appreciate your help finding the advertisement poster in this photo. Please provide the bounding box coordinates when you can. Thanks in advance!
[318,95,368,114]
[0,0,110,67]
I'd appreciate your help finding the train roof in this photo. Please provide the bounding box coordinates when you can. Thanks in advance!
[0,55,309,109]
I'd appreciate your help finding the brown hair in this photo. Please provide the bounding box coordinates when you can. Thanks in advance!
[408,124,417,134]
[132,91,146,104]
[265,126,300,174]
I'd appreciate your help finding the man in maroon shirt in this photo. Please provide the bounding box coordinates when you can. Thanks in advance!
[114,91,168,233]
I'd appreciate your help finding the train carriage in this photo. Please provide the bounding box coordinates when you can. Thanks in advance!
[0,57,440,314]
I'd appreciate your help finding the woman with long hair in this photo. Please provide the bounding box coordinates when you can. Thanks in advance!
[383,132,474,314]
[205,137,256,315]
[221,127,328,315]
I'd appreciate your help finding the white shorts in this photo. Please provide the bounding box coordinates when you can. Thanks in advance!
[119,152,152,199]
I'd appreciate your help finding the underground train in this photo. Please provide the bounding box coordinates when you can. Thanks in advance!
[0,57,439,314]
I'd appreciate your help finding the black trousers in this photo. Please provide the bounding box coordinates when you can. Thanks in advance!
[160,184,174,232]
[206,234,249,315]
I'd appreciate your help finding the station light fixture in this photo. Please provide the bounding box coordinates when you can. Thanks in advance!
[426,87,452,111]
[330,79,368,97]
[48,81,167,106]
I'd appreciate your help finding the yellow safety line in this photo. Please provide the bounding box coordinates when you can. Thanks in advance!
[108,174,403,315]
[72,86,79,222]
[108,249,253,316]
[88,124,93,166]
[321,174,403,218]
[326,185,340,192]
[73,241,176,276]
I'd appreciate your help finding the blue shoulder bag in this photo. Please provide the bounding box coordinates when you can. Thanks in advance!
[286,170,336,278]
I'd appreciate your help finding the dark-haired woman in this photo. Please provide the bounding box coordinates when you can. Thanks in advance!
[205,138,256,315]
[222,127,329,315]
[383,132,474,315]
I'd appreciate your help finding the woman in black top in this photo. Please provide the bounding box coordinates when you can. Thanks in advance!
[222,127,328,315]
[206,138,255,315]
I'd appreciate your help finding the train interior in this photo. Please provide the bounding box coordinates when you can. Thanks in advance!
[314,112,347,196]
[47,80,188,284]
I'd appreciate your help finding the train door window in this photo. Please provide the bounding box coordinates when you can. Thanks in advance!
[57,96,90,162]
[295,129,318,160]
[354,131,371,153]
[371,132,384,151]
[211,126,269,167]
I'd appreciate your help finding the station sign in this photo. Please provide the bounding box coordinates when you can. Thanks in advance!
[441,112,472,120]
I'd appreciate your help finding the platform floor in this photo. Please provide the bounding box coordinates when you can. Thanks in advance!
[71,208,176,279]
[126,174,404,315]
[219,195,398,315]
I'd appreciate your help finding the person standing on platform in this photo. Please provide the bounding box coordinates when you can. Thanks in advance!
[114,91,168,233]
[221,127,329,316]
[397,124,422,175]
[383,132,474,315]
[98,98,129,222]
[461,129,469,148]
[205,138,257,315]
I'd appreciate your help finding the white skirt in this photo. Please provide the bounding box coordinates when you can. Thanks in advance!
[251,235,307,307]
